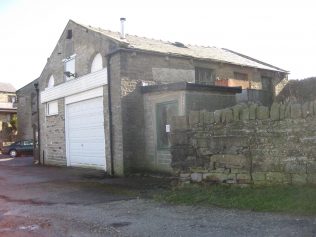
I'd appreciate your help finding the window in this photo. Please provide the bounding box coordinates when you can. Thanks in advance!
[66,29,72,39]
[91,53,103,73]
[46,101,58,116]
[23,140,33,146]
[63,54,76,80]
[8,95,16,103]
[195,67,215,85]
[47,75,55,88]
[234,72,248,81]
[156,101,178,149]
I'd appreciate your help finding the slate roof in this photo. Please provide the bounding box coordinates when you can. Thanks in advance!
[0,82,16,93]
[73,20,288,73]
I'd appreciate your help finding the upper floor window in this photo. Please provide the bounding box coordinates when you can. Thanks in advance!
[195,67,215,85]
[8,95,16,103]
[90,53,103,73]
[63,54,76,80]
[47,75,55,88]
[234,72,248,81]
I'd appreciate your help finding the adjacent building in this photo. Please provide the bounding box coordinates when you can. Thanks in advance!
[0,82,17,145]
[17,19,288,175]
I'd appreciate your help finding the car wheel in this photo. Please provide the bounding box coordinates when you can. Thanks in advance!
[9,150,17,158]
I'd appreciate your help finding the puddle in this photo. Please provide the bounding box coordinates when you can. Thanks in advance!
[18,224,40,231]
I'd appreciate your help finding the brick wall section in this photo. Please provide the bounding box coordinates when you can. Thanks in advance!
[44,98,66,166]
[171,101,316,185]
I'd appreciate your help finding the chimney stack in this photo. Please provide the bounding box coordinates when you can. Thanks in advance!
[120,17,126,39]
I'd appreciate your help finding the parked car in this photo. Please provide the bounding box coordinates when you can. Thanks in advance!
[1,140,34,157]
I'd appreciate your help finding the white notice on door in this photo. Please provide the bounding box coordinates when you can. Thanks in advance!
[166,124,170,133]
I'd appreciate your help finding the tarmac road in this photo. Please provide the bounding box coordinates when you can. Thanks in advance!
[0,155,315,237]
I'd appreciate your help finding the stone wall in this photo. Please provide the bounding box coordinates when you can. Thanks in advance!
[170,101,316,185]
[16,79,38,140]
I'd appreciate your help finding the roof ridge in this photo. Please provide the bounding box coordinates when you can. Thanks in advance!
[71,20,222,49]
[69,19,288,73]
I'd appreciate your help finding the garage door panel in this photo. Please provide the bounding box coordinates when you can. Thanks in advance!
[69,122,104,130]
[68,128,105,138]
[66,96,106,169]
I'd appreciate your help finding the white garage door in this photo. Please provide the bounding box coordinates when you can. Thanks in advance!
[66,96,106,169]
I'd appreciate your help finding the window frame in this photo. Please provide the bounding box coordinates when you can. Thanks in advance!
[46,101,58,116]
[195,67,215,85]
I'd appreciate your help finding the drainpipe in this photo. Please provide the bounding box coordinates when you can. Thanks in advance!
[106,53,114,176]
[33,82,41,165]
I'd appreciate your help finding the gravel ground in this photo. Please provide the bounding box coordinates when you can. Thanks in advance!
[0,156,315,237]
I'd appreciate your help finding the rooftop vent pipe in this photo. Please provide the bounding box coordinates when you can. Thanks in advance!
[120,17,126,39]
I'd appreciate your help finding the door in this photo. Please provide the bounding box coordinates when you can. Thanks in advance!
[66,97,106,169]
[155,101,178,168]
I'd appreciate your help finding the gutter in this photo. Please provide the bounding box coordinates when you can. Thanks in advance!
[106,52,115,176]
[34,82,41,165]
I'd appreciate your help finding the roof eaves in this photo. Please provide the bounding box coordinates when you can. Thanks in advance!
[222,48,289,73]
[117,47,284,73]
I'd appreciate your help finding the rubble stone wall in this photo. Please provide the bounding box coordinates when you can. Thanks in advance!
[170,101,316,185]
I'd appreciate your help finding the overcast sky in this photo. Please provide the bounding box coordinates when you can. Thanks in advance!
[0,0,315,89]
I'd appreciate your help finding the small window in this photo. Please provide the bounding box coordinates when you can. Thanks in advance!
[66,29,72,39]
[63,55,76,80]
[234,72,248,81]
[195,67,215,85]
[46,101,58,116]
[47,75,55,88]
[90,53,103,73]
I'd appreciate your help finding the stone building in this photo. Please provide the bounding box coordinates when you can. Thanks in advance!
[0,82,17,145]
[16,79,39,141]
[17,19,288,175]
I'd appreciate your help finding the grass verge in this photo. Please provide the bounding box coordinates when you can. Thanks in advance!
[155,184,316,215]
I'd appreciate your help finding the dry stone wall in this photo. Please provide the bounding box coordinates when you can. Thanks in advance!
[170,101,316,185]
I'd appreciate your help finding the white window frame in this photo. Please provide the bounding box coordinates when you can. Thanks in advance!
[63,54,76,80]
[46,101,58,116]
